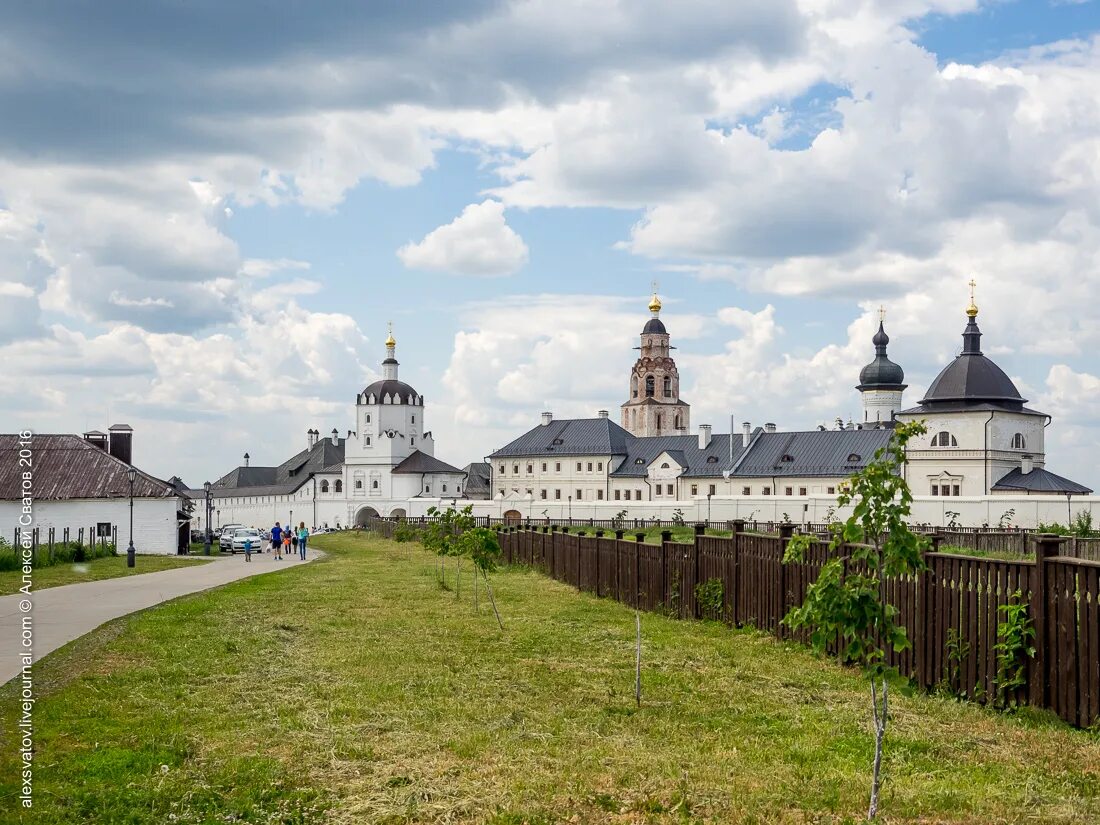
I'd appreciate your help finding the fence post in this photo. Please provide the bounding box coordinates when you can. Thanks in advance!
[1030,533,1065,709]
[917,533,942,689]
[615,529,623,540]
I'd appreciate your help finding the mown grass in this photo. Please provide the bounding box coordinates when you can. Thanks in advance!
[0,554,213,595]
[1,532,1097,824]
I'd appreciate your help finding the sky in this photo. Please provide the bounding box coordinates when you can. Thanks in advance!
[1,0,1098,489]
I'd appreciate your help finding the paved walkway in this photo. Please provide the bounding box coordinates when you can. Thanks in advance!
[0,551,321,685]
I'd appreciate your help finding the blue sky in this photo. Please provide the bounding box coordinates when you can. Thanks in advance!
[2,0,1099,488]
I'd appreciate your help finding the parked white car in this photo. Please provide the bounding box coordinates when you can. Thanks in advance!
[227,527,263,553]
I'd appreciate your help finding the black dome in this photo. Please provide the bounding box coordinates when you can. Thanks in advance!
[857,321,906,390]
[920,315,1026,407]
[362,379,420,404]
[642,317,667,334]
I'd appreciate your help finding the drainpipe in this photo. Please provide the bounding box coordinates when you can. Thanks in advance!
[983,411,995,494]
[312,477,317,530]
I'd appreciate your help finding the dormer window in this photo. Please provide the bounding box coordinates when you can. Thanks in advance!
[635,458,645,465]
[933,431,958,447]
[781,454,794,462]
[847,453,861,462]
[706,456,718,463]
[660,462,670,469]
[1012,433,1026,449]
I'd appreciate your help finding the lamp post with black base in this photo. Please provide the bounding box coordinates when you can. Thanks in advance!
[126,467,137,567]
[203,481,213,556]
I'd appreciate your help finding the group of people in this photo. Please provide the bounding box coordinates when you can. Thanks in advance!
[240,522,309,562]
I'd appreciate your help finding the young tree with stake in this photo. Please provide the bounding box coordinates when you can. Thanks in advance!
[782,421,929,821]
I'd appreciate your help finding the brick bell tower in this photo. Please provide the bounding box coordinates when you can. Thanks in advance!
[620,288,690,437]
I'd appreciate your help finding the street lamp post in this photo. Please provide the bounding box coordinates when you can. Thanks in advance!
[203,481,213,556]
[126,467,137,567]
[707,491,713,523]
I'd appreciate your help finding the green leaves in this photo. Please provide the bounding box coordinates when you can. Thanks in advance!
[782,421,929,679]
[460,527,502,574]
[992,591,1036,709]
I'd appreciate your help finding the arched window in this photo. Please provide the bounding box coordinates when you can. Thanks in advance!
[706,456,718,463]
[354,479,362,490]
[663,376,672,397]
[933,431,958,447]
[847,453,862,462]
[320,480,330,493]
[660,462,670,469]
[674,414,681,429]
[1012,433,1026,449]
[645,375,655,397]
[655,413,662,430]
[334,480,343,493]
[631,375,639,398]
[365,414,371,423]
[371,479,379,489]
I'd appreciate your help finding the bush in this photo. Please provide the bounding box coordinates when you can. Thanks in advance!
[0,537,115,571]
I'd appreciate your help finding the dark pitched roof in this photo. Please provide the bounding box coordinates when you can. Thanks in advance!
[733,429,893,478]
[991,467,1092,495]
[611,434,748,478]
[490,418,633,459]
[391,450,464,475]
[361,379,420,404]
[462,462,491,495]
[203,436,346,498]
[0,434,185,501]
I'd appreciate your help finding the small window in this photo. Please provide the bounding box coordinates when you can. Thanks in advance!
[615,490,621,500]
[365,436,372,446]
[499,464,505,474]
[1012,433,1026,449]
[527,464,533,474]
[597,489,604,500]
[799,487,807,496]
[555,462,561,472]
[410,437,414,446]
[541,462,547,472]
[334,480,342,493]
[666,484,673,495]
[742,486,751,496]
[635,458,645,465]
[513,465,519,474]
[709,484,716,495]
[541,489,547,499]
[785,487,793,496]
[826,486,835,495]
[320,480,330,493]
[96,522,112,538]
[655,486,662,497]
[587,462,593,471]
[691,484,698,496]
[598,462,604,471]
[660,462,670,469]
[576,462,582,471]
[499,488,505,496]
[623,490,630,500]
[365,414,371,423]
[706,456,718,463]
[424,485,430,492]
[525,488,532,496]
[933,431,957,447]
[575,489,583,500]
[635,490,642,500]
[663,376,672,397]
[553,438,564,445]
[762,487,771,496]
[411,415,415,423]
[645,375,655,397]
[355,480,363,490]
[442,484,448,493]
[555,490,561,500]
[371,480,379,489]
[847,453,861,462]
[931,485,940,496]
[781,454,794,462]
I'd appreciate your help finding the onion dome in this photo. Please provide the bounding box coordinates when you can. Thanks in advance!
[648,291,662,314]
[642,289,667,334]
[361,378,419,404]
[857,320,906,390]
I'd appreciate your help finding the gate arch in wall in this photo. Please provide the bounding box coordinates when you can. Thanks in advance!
[503,509,522,525]
[388,507,407,519]
[355,506,381,526]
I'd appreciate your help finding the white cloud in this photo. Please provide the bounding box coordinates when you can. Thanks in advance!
[397,200,529,277]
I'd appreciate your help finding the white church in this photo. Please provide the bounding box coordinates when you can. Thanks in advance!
[198,328,467,531]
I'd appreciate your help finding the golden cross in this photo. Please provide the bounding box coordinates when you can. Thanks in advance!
[968,278,976,303]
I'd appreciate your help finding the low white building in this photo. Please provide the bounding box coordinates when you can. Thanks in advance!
[0,429,191,555]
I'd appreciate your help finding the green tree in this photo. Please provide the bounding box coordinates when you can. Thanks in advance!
[782,421,929,821]
[459,527,504,630]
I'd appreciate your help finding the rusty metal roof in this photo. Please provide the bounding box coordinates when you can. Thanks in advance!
[0,434,185,501]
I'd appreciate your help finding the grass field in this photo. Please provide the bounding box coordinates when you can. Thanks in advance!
[1,532,1097,824]
[0,554,213,595]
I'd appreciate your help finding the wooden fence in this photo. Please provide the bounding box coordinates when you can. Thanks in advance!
[368,517,1099,729]
[9,526,119,566]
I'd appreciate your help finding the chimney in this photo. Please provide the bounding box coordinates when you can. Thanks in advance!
[331,427,339,446]
[83,430,108,451]
[1021,455,1033,475]
[698,424,712,449]
[307,429,315,449]
[835,417,844,430]
[244,452,250,467]
[764,422,776,433]
[597,410,609,419]
[541,411,553,426]
[742,421,751,447]
[107,424,133,465]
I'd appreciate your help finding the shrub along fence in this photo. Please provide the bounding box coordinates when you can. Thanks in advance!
[369,517,1099,729]
[3,526,119,571]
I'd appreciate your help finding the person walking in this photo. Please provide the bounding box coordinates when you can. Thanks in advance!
[243,535,253,562]
[281,529,292,559]
[298,522,309,560]
[290,529,299,556]
[270,522,283,555]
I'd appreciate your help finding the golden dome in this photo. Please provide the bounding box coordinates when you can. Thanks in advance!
[648,292,662,314]
[966,278,978,318]
[385,322,396,347]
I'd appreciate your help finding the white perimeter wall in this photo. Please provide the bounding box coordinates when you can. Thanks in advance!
[0,498,183,554]
[407,493,1097,529]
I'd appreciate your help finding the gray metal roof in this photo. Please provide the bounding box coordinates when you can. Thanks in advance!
[991,467,1092,495]
[202,436,346,498]
[611,434,747,478]
[490,418,633,458]
[462,462,491,496]
[0,434,185,501]
[918,315,1027,410]
[733,429,893,478]
[391,450,464,475]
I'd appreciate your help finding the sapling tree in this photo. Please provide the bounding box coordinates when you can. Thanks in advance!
[460,527,504,630]
[782,421,929,821]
